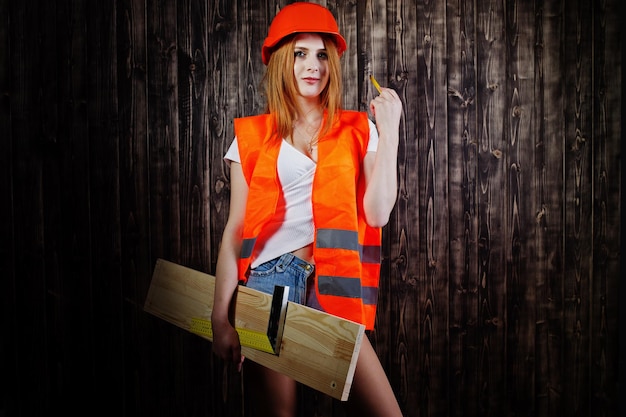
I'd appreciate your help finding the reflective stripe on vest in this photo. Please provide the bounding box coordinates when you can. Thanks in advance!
[240,237,256,260]
[316,227,380,304]
[317,276,379,304]
[234,111,381,329]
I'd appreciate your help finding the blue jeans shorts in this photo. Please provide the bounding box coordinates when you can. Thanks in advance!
[245,253,318,306]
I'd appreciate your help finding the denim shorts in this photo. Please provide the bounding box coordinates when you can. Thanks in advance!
[245,253,316,305]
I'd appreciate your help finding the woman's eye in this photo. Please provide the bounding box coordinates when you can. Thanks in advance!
[294,50,306,58]
[317,52,328,60]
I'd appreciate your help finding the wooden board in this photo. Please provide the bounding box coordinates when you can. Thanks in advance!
[144,258,365,401]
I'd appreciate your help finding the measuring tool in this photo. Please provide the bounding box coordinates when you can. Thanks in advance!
[190,317,276,354]
[190,285,290,355]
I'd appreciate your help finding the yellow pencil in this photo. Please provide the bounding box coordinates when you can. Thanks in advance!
[370,74,382,93]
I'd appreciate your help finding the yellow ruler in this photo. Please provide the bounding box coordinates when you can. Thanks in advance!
[189,317,275,354]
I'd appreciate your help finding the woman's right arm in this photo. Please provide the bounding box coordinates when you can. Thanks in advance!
[211,161,248,371]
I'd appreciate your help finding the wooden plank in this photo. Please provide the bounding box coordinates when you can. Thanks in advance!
[590,1,621,416]
[537,2,567,416]
[177,0,211,270]
[502,1,537,416]
[413,1,451,414]
[147,0,181,261]
[474,0,508,414]
[447,0,480,414]
[208,0,238,274]
[144,258,365,401]
[562,0,593,413]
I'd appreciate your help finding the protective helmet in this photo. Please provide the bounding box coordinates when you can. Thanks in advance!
[261,2,347,65]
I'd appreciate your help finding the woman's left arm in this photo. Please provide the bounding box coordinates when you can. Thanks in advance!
[363,87,403,227]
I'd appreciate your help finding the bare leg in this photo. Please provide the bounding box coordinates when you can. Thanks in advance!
[244,361,298,417]
[344,336,403,417]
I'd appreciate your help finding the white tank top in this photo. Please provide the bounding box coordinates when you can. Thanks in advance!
[225,118,378,267]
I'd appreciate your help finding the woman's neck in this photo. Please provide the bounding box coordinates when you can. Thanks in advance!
[295,97,323,125]
[295,107,322,128]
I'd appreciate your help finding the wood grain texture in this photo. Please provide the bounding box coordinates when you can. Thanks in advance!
[147,0,181,261]
[144,259,365,401]
[412,1,451,415]
[504,0,538,414]
[208,0,238,274]
[447,0,480,414]
[536,3,567,416]
[474,1,508,414]
[562,0,593,414]
[1,0,621,416]
[177,0,211,271]
[116,2,153,414]
[590,1,621,415]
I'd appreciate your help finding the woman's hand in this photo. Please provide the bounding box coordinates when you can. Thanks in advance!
[369,87,402,136]
[211,319,245,372]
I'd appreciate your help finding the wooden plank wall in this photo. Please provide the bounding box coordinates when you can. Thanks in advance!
[1,0,621,416]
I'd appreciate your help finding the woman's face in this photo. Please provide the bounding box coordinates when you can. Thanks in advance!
[292,33,330,100]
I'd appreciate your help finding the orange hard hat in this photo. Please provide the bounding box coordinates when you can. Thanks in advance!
[261,2,347,65]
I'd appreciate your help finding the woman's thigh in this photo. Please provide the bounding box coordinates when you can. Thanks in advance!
[244,361,298,417]
[345,337,403,417]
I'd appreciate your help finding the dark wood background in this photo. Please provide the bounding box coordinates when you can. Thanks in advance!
[1,0,622,416]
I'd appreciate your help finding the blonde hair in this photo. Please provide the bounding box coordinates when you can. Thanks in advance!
[263,34,343,140]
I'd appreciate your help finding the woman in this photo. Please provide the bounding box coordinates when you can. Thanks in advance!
[211,3,403,416]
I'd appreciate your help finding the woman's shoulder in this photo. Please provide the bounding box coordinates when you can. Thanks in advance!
[234,114,274,138]
[338,110,368,121]
[336,111,371,135]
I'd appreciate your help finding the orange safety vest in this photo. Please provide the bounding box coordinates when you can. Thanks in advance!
[234,111,381,330]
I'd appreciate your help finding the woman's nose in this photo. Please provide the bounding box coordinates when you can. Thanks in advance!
[306,57,320,71]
